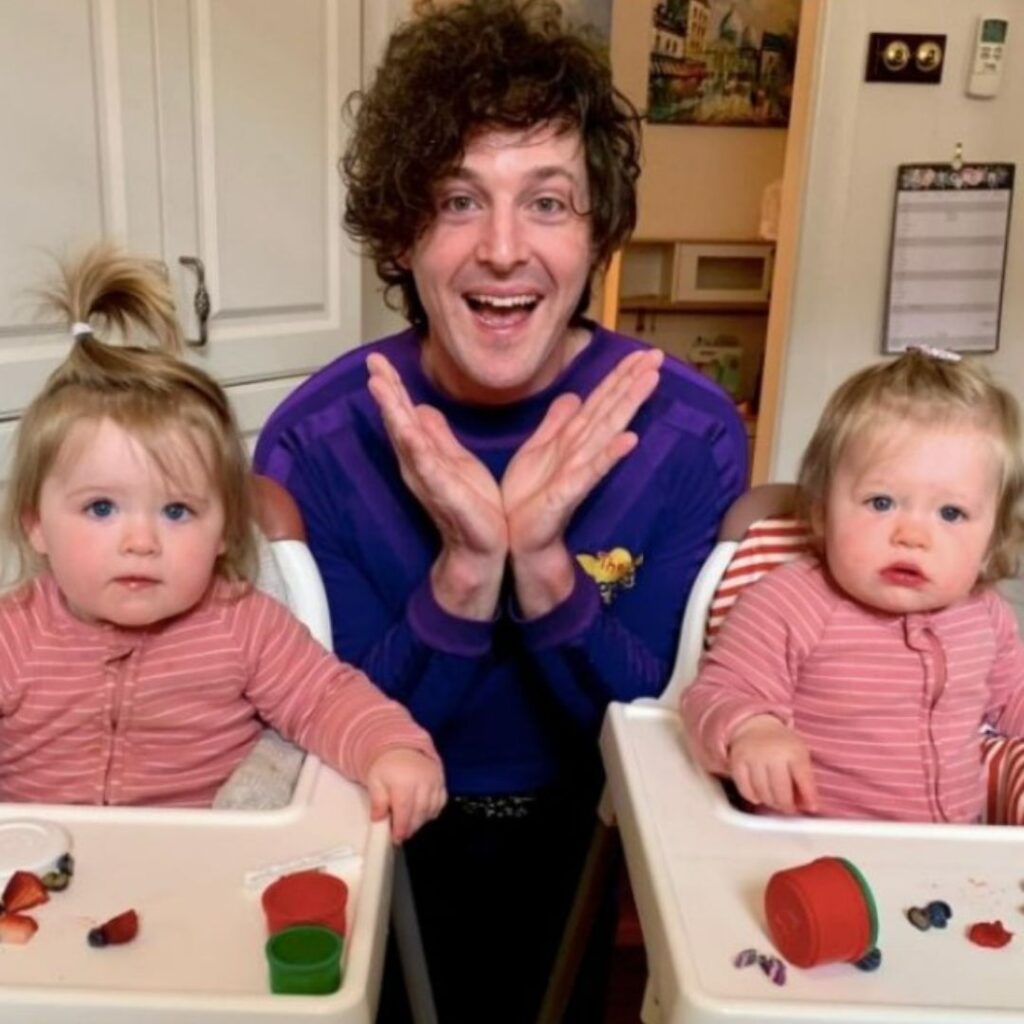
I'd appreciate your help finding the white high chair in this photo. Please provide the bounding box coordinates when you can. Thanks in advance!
[0,474,435,1023]
[592,484,1024,1024]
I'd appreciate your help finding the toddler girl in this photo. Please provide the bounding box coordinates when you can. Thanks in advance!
[0,244,445,840]
[681,348,1024,822]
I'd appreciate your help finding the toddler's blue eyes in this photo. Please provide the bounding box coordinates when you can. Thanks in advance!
[163,503,192,522]
[868,496,892,512]
[940,505,966,523]
[86,499,115,518]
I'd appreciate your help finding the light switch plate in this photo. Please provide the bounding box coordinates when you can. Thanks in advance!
[866,32,946,83]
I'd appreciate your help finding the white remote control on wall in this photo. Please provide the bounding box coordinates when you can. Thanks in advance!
[966,16,1008,97]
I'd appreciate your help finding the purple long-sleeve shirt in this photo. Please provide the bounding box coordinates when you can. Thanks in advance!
[255,324,746,795]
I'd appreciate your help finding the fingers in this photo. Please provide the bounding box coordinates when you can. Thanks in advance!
[792,758,820,814]
[564,348,662,447]
[382,780,448,845]
[367,775,389,823]
[518,393,582,453]
[734,760,795,814]
[366,352,417,428]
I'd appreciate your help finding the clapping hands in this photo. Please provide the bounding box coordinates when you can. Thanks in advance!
[366,346,663,620]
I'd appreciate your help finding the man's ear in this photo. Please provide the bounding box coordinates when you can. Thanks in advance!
[22,511,47,555]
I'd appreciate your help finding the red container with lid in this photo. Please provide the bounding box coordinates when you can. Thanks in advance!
[262,870,348,938]
[764,856,878,968]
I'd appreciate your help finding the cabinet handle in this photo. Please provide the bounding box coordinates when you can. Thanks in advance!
[178,256,210,348]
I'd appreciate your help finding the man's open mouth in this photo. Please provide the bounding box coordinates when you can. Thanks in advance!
[465,292,540,322]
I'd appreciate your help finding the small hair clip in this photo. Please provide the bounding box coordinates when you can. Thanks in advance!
[907,344,961,363]
[70,321,92,338]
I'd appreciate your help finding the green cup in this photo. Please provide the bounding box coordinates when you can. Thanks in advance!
[265,924,344,995]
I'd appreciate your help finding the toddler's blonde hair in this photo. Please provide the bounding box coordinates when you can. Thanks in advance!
[797,349,1024,582]
[3,242,257,587]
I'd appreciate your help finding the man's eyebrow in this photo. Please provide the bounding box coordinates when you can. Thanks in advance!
[442,165,582,186]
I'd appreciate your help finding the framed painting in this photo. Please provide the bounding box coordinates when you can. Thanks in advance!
[647,0,800,127]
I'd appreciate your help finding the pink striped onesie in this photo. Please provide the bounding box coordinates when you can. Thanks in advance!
[680,556,1024,822]
[0,573,439,806]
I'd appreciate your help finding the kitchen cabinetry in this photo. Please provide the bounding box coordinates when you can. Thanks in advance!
[602,239,775,478]
[0,0,362,473]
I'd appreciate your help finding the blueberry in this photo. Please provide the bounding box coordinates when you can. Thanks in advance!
[56,853,75,876]
[926,900,952,927]
[87,926,107,948]
[855,947,883,971]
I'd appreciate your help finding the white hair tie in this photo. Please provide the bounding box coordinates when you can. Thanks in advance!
[70,321,92,338]
[908,344,961,363]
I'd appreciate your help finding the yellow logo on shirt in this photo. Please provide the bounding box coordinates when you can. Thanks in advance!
[576,548,644,605]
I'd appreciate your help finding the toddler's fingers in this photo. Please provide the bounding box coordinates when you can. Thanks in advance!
[766,762,799,815]
[433,784,448,819]
[732,762,760,807]
[388,788,415,844]
[793,761,820,813]
[367,776,389,823]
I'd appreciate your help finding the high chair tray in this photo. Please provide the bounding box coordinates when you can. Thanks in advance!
[602,702,1024,1024]
[0,757,390,1023]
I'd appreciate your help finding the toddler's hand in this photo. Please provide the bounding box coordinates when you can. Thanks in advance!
[366,749,447,843]
[727,714,819,815]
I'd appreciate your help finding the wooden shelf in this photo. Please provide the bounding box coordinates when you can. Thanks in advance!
[619,295,770,316]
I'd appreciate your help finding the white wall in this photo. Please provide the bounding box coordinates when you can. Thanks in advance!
[772,0,1022,479]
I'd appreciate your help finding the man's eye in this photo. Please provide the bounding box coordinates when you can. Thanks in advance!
[533,195,566,214]
[867,495,893,512]
[163,503,193,522]
[85,499,115,518]
[940,505,966,523]
[440,194,475,213]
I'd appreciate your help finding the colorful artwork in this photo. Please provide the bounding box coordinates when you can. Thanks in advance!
[647,0,800,126]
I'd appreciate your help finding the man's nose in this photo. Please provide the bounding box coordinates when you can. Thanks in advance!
[475,206,527,270]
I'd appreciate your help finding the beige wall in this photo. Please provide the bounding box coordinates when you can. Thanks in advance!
[610,0,788,241]
[772,0,1023,479]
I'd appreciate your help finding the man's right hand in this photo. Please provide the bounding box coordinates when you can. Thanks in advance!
[727,714,819,815]
[367,353,507,619]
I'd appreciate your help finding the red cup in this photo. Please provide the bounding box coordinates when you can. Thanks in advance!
[764,856,877,968]
[262,870,348,938]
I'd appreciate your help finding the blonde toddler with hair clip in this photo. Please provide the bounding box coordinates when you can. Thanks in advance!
[682,348,1024,822]
[0,243,445,841]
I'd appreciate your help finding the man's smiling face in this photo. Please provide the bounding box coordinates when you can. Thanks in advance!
[408,122,594,405]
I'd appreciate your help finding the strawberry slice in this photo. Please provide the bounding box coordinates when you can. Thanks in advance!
[0,912,38,944]
[88,909,139,947]
[1,871,49,914]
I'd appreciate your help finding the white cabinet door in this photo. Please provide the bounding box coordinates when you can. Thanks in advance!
[0,0,361,461]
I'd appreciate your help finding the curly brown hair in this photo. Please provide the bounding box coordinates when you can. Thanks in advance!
[343,0,642,332]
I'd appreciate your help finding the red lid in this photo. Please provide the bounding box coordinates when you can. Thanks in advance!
[262,870,348,937]
[765,857,874,968]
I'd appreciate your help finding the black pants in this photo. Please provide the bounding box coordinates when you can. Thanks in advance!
[377,782,618,1024]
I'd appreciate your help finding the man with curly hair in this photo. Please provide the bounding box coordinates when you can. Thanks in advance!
[256,1,746,1019]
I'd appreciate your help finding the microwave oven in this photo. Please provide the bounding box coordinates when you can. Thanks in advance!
[671,242,774,304]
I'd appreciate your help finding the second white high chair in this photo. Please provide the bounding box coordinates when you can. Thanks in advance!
[591,484,1024,1024]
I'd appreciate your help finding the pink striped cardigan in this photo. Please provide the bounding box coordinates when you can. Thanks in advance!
[681,556,1024,822]
[0,574,438,806]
